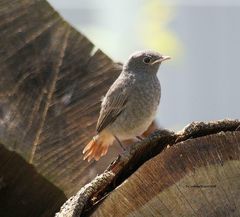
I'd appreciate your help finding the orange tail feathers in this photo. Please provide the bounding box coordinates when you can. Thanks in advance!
[82,131,114,162]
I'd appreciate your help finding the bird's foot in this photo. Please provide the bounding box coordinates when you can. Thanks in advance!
[136,135,145,141]
[114,135,126,151]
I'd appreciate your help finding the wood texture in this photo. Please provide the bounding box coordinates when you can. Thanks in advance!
[56,120,240,217]
[1,1,240,217]
[0,0,121,198]
[0,1,160,216]
[92,131,240,217]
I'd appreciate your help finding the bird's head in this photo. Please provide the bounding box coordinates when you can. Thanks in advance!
[124,50,170,74]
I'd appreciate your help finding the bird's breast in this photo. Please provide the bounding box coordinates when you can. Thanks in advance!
[118,75,161,135]
[107,74,161,140]
[129,76,161,118]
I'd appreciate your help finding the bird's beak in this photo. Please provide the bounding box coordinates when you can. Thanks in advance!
[151,56,171,65]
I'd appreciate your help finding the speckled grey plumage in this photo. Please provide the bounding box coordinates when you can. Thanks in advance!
[96,50,168,141]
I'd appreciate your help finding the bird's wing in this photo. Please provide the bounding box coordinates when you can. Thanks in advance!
[96,81,129,133]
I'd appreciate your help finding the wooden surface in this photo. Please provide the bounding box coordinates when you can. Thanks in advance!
[1,1,240,217]
[56,120,240,217]
[91,131,240,217]
[0,0,121,198]
[0,1,160,216]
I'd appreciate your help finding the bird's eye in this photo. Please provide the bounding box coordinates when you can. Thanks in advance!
[143,56,151,64]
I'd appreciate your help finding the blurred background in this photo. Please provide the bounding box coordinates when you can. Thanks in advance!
[48,0,240,131]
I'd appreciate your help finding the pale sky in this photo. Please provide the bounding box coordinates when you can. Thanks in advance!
[48,0,240,9]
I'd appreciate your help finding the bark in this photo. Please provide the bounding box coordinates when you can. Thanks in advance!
[1,1,240,217]
[56,120,240,217]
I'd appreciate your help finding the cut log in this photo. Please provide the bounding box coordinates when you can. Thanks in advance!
[91,131,240,217]
[0,0,121,198]
[1,1,240,217]
[56,120,240,217]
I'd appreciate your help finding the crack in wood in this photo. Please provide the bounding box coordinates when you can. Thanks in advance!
[56,119,240,217]
[29,27,70,164]
[23,87,46,138]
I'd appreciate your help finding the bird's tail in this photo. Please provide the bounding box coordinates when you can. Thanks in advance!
[82,131,114,162]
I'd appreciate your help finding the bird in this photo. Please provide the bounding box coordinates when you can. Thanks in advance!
[83,50,170,162]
